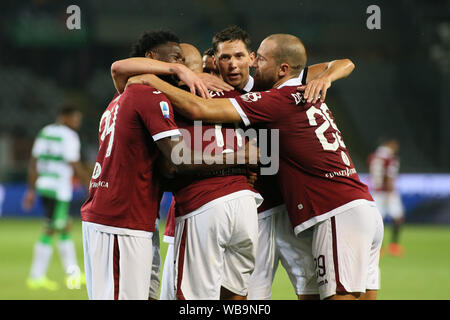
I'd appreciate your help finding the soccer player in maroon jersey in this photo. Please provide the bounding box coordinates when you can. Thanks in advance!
[209,26,357,300]
[112,26,360,300]
[128,33,384,300]
[81,31,254,300]
[368,138,404,256]
[113,40,263,300]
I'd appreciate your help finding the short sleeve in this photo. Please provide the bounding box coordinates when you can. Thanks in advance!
[130,84,181,141]
[63,131,81,163]
[31,132,43,158]
[228,90,283,127]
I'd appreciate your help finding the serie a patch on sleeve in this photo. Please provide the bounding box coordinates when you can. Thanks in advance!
[160,101,170,119]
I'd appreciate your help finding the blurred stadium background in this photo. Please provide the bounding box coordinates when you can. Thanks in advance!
[0,0,449,300]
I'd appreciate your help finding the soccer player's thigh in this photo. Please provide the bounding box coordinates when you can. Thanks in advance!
[372,192,388,219]
[117,233,153,299]
[223,195,259,297]
[160,241,175,300]
[40,196,56,233]
[149,219,161,300]
[312,204,384,299]
[247,213,276,300]
[275,209,318,297]
[82,223,153,300]
[174,208,229,300]
[387,193,405,220]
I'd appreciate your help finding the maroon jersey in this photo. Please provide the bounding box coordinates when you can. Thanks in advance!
[229,77,373,233]
[368,146,399,192]
[81,84,180,232]
[215,79,285,215]
[173,88,259,217]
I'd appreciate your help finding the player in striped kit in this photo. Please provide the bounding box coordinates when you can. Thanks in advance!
[368,138,404,256]
[23,105,90,290]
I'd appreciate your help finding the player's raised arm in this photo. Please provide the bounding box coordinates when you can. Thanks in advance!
[128,73,242,124]
[303,58,355,103]
[111,58,210,98]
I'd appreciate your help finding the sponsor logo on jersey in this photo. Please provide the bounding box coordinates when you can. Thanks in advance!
[92,162,102,179]
[325,167,357,178]
[240,92,262,103]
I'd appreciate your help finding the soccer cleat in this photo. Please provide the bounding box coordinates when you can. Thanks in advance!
[26,277,59,291]
[388,243,404,257]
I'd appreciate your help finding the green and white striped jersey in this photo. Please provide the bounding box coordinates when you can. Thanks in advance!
[31,123,81,201]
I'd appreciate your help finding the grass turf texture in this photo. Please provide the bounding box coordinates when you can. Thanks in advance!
[0,218,449,300]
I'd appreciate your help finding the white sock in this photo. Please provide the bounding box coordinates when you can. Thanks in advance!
[29,242,53,280]
[57,239,79,276]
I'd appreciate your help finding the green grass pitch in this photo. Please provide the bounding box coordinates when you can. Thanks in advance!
[0,218,449,300]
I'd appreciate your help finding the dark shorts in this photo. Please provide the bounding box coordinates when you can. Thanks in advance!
[40,196,70,231]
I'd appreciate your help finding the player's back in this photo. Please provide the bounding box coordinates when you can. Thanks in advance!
[81,84,179,232]
[230,78,373,233]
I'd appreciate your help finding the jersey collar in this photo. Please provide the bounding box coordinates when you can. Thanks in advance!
[242,76,254,93]
[276,76,303,89]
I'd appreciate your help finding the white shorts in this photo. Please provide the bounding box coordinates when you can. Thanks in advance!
[372,191,404,220]
[149,220,161,300]
[174,194,258,300]
[247,212,277,300]
[82,222,154,300]
[274,208,319,296]
[160,241,175,300]
[312,202,384,299]
[248,205,320,299]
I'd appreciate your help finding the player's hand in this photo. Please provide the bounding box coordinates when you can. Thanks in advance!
[246,169,258,188]
[302,76,332,103]
[196,73,233,92]
[22,189,36,212]
[174,65,211,99]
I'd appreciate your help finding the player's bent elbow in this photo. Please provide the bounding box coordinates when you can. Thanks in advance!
[345,59,355,73]
[110,60,127,78]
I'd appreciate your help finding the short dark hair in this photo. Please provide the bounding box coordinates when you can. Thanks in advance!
[212,25,251,54]
[203,48,215,57]
[129,30,180,57]
[58,103,80,117]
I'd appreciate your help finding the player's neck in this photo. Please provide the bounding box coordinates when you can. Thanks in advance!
[273,75,297,89]
[233,74,251,92]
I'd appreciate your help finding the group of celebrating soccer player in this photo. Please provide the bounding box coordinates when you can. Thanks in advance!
[80,25,384,300]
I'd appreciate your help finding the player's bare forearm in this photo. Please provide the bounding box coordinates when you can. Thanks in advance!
[303,59,355,102]
[26,157,38,190]
[71,161,91,190]
[131,74,240,123]
[111,58,179,93]
[307,59,355,83]
[112,58,210,97]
